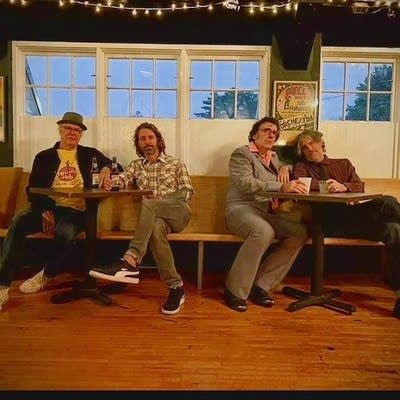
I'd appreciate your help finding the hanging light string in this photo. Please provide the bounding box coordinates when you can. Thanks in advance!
[7,1,299,16]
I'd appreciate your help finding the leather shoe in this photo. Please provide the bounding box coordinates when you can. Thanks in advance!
[249,285,274,308]
[392,298,400,319]
[224,287,247,312]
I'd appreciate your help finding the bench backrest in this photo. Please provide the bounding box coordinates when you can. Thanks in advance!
[7,171,400,234]
[0,167,23,228]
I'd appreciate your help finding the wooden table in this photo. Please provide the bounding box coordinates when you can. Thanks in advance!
[29,187,152,305]
[267,191,383,315]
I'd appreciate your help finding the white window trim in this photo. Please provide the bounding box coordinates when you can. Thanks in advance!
[12,40,271,167]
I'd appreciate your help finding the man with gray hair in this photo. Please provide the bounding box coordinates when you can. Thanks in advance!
[293,129,400,319]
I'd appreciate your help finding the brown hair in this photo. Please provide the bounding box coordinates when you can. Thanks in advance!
[295,130,326,157]
[248,116,280,142]
[133,122,166,158]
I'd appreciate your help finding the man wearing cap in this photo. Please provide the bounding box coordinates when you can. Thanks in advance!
[0,112,118,311]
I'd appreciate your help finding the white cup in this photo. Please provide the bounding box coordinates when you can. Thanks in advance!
[298,177,312,193]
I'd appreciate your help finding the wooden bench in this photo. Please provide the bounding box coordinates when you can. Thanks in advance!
[1,168,399,289]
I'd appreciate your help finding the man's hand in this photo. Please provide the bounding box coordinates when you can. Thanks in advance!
[99,166,112,191]
[42,210,55,234]
[280,179,309,194]
[277,165,290,183]
[326,179,347,193]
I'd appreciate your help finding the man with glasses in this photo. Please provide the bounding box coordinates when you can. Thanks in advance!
[0,111,118,311]
[224,116,309,312]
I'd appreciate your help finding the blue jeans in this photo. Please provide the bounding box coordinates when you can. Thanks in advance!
[125,198,191,288]
[0,206,85,286]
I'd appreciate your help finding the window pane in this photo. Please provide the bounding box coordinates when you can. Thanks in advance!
[132,59,153,89]
[108,89,129,117]
[321,93,343,120]
[191,91,211,119]
[76,89,95,117]
[191,61,211,90]
[214,91,234,119]
[322,62,344,91]
[237,91,258,119]
[370,64,393,91]
[155,91,176,118]
[238,61,259,90]
[51,89,71,115]
[156,60,176,89]
[108,59,129,88]
[132,90,152,117]
[26,56,47,85]
[346,63,368,91]
[51,57,71,86]
[215,61,235,90]
[26,87,46,115]
[370,93,391,121]
[75,57,95,87]
[345,93,367,120]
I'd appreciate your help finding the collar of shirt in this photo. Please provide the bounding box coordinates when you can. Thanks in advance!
[248,142,276,167]
[141,153,167,166]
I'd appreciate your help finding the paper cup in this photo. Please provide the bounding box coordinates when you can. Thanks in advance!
[298,177,312,193]
[319,180,329,193]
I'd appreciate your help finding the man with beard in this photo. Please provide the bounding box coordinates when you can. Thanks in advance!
[89,122,193,315]
[293,129,400,319]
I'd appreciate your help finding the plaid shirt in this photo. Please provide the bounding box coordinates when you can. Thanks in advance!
[120,153,193,200]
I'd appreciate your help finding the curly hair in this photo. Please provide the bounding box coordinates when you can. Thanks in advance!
[133,122,166,158]
[295,130,326,157]
[248,116,280,143]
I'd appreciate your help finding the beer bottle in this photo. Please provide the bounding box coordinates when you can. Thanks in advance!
[111,156,120,191]
[90,156,100,189]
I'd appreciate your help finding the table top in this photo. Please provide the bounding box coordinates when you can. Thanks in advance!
[29,187,153,199]
[265,191,383,204]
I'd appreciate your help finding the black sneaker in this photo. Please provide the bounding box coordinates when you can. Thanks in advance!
[162,286,185,315]
[392,298,400,319]
[89,259,139,284]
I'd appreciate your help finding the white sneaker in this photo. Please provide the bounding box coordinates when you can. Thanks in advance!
[19,269,52,294]
[0,287,10,311]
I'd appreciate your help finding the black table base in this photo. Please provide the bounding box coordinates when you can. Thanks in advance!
[282,286,357,315]
[51,278,127,306]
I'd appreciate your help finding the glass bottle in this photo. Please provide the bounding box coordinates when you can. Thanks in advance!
[111,156,120,191]
[90,156,99,189]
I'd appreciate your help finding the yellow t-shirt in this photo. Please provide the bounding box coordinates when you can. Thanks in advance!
[51,149,85,211]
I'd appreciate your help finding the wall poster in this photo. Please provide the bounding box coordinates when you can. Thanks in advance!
[273,81,318,143]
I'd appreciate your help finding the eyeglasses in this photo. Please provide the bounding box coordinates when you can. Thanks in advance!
[258,127,278,136]
[61,126,83,134]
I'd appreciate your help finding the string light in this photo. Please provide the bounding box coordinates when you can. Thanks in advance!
[4,0,399,18]
[5,1,298,16]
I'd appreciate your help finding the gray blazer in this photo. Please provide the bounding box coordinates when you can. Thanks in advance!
[225,144,290,209]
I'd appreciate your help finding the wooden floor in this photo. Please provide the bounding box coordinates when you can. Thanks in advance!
[0,268,399,390]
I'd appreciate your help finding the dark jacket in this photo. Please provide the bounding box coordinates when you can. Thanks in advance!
[27,142,120,213]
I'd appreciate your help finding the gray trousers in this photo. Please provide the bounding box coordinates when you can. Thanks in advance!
[225,203,308,299]
[125,198,191,288]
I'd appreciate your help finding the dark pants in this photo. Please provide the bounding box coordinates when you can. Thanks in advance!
[0,206,85,286]
[322,195,400,289]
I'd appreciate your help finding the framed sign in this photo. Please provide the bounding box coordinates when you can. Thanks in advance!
[0,76,4,142]
[273,81,318,141]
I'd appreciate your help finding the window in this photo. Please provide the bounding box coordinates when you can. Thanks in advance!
[25,55,96,116]
[321,61,393,121]
[190,59,260,119]
[107,58,177,118]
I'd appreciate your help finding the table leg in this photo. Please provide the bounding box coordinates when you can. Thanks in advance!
[51,197,115,305]
[282,203,357,315]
